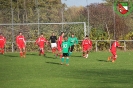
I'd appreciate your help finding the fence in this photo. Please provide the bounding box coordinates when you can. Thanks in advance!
[0,22,86,52]
[4,40,133,53]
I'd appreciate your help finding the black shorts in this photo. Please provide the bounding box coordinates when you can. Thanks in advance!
[63,53,69,57]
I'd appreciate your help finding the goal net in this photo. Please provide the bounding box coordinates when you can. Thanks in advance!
[0,22,86,52]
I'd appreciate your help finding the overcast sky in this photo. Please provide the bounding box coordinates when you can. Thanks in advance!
[61,0,105,7]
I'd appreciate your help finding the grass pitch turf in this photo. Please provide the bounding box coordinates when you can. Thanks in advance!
[0,51,133,88]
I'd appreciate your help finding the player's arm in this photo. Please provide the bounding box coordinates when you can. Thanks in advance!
[58,37,62,46]
[117,42,124,48]
[118,46,124,48]
[22,36,26,45]
[35,38,39,45]
[88,41,92,50]
[4,37,6,45]
[55,36,57,41]
[75,37,78,45]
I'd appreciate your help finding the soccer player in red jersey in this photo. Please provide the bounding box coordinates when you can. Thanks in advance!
[16,32,26,58]
[0,33,6,54]
[35,33,47,56]
[57,32,64,58]
[108,39,124,62]
[82,35,92,58]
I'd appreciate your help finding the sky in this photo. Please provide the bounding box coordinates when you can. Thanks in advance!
[61,0,105,7]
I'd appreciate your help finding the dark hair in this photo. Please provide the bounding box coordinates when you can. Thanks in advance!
[41,33,43,35]
[19,32,22,34]
[71,33,74,35]
[86,35,88,37]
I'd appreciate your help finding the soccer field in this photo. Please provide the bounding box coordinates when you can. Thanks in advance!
[0,51,133,88]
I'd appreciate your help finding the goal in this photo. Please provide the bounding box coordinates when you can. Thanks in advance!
[0,22,86,52]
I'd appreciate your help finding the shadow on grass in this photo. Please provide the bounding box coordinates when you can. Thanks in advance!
[71,55,82,57]
[97,59,108,62]
[55,67,133,88]
[4,54,19,57]
[45,55,58,59]
[26,53,37,56]
[46,62,60,65]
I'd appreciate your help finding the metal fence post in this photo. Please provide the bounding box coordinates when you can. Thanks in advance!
[124,41,126,51]
[95,41,98,52]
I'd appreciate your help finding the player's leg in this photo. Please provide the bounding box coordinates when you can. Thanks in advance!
[83,47,87,58]
[0,44,5,54]
[51,43,57,55]
[38,47,41,56]
[51,43,54,54]
[19,48,23,57]
[59,51,62,59]
[69,45,74,56]
[18,44,23,57]
[39,46,43,56]
[41,48,45,55]
[57,46,62,59]
[66,53,69,66]
[86,50,89,58]
[22,46,26,58]
[112,52,117,62]
[61,53,65,65]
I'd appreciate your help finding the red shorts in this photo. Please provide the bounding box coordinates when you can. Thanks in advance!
[39,45,44,49]
[83,46,89,52]
[0,44,5,48]
[18,44,25,49]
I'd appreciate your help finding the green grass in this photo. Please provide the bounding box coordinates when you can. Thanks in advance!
[0,51,133,88]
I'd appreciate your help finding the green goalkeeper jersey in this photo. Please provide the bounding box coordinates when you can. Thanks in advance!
[68,37,78,46]
[62,41,70,53]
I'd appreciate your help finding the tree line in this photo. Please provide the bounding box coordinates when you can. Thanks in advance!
[0,0,133,51]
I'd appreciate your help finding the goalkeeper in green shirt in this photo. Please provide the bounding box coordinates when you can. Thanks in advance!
[68,33,78,56]
[61,36,70,66]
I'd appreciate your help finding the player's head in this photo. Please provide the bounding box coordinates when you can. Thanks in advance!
[71,33,75,37]
[52,32,55,36]
[40,33,44,37]
[85,35,88,39]
[64,36,68,41]
[19,32,22,35]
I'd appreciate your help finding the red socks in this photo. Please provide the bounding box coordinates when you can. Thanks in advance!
[20,52,23,57]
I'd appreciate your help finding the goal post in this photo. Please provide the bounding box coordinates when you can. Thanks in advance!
[0,22,86,52]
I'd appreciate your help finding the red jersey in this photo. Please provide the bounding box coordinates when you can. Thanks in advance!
[57,36,63,46]
[16,35,26,45]
[35,37,46,46]
[82,39,92,48]
[0,35,6,45]
[110,41,120,52]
